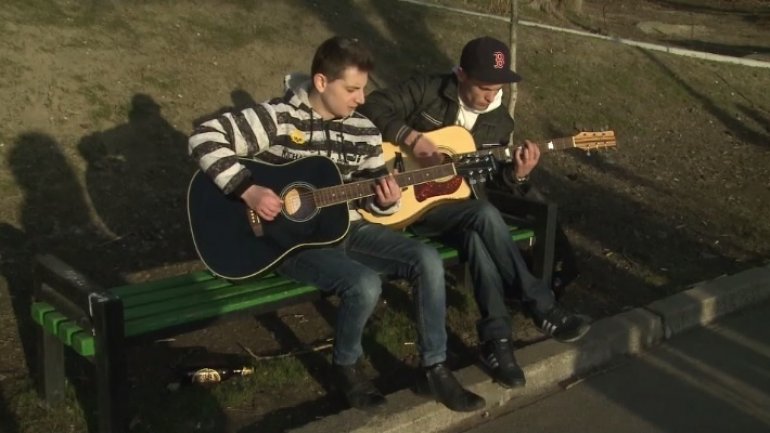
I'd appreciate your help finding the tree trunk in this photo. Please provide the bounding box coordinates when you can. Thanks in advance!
[508,0,519,129]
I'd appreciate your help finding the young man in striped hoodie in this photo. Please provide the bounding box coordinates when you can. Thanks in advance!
[188,36,484,413]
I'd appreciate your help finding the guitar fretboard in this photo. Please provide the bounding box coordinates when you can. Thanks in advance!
[478,137,575,160]
[313,163,458,208]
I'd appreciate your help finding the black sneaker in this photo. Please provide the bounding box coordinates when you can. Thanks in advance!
[416,363,486,412]
[331,363,387,411]
[533,305,591,343]
[480,338,526,388]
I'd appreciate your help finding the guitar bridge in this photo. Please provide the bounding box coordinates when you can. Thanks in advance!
[247,209,264,237]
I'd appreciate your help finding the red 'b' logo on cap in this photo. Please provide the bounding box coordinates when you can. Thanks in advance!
[493,51,505,69]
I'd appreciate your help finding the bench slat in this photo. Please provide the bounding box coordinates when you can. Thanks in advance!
[31,302,97,357]
[117,274,291,309]
[31,302,57,325]
[109,270,218,298]
[124,283,318,337]
[122,279,302,321]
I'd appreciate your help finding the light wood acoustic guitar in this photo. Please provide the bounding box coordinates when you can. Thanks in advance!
[358,126,617,229]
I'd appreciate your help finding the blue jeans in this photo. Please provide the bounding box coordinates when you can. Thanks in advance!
[276,221,447,367]
[411,200,555,342]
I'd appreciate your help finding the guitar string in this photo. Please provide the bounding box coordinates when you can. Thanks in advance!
[279,172,438,207]
[276,165,464,206]
[279,138,609,207]
[270,135,613,209]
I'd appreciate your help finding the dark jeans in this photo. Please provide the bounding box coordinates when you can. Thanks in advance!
[277,220,447,366]
[500,182,579,297]
[411,200,555,342]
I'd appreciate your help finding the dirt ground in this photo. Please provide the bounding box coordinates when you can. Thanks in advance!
[0,0,769,432]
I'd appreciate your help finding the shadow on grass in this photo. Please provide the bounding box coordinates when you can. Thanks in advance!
[648,0,770,16]
[2,120,227,431]
[293,0,454,90]
[0,392,18,433]
[77,93,196,279]
[0,222,33,433]
[640,49,769,150]
[664,38,770,58]
[4,132,114,432]
[5,131,112,425]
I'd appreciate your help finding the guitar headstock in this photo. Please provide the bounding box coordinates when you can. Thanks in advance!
[455,154,497,184]
[569,130,617,152]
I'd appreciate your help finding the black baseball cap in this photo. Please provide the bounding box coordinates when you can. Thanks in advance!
[460,36,522,84]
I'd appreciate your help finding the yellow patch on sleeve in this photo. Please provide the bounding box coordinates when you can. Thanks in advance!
[290,130,306,145]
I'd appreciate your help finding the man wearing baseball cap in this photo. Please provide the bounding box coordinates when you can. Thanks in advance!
[360,36,589,391]
[460,36,523,84]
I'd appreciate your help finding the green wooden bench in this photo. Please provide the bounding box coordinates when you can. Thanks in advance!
[30,192,554,433]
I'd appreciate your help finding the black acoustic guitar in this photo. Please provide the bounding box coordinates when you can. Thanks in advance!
[187,155,495,279]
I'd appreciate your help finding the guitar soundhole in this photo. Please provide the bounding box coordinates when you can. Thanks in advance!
[282,183,318,222]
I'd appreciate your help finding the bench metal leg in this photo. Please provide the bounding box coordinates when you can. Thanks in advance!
[530,202,557,288]
[92,293,127,433]
[37,327,66,403]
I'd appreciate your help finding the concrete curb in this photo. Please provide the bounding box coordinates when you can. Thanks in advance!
[288,263,770,433]
[646,265,770,338]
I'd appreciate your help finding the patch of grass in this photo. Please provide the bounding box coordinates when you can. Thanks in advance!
[367,298,419,360]
[78,83,118,124]
[0,59,28,88]
[133,385,226,433]
[181,11,281,50]
[225,0,260,12]
[216,357,315,408]
[127,357,315,432]
[0,377,88,433]
[140,73,182,93]
[249,357,309,390]
[3,0,109,28]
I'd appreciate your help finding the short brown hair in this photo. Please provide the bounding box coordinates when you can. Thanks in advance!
[311,36,374,81]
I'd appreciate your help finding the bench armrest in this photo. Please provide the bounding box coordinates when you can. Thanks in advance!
[34,254,110,324]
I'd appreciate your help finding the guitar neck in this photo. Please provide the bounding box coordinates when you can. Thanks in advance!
[476,136,574,160]
[542,136,576,151]
[313,163,457,208]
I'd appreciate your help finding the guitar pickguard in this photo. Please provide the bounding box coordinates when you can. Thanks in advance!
[414,176,464,202]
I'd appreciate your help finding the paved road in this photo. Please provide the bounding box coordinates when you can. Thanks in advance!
[463,301,770,433]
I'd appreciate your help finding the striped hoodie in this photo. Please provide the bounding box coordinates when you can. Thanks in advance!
[188,76,399,220]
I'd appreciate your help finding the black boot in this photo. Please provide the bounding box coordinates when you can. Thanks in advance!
[332,363,386,411]
[417,363,485,412]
